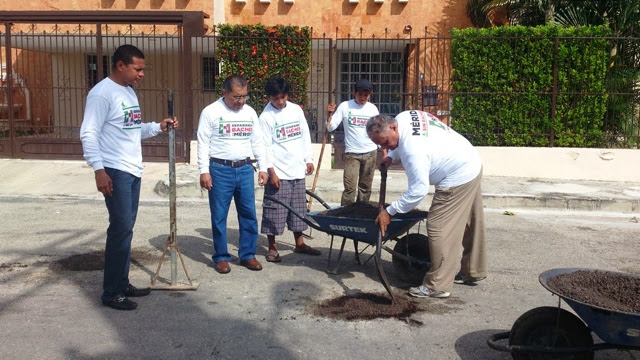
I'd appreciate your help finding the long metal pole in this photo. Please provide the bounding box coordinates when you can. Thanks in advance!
[167,89,177,286]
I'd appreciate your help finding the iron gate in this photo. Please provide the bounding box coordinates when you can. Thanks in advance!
[0,11,207,162]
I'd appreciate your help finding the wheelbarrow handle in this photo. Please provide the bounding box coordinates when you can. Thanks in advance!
[264,195,324,232]
[305,189,331,209]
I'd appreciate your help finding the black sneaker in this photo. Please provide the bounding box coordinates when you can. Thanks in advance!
[103,295,137,311]
[124,284,151,297]
[454,274,486,285]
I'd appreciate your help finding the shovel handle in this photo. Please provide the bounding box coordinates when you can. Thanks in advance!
[307,122,329,211]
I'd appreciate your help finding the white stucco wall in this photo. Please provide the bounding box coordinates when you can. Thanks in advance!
[190,142,640,181]
[477,147,640,181]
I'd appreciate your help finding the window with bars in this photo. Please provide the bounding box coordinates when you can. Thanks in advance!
[202,56,219,91]
[338,51,404,116]
[86,54,111,88]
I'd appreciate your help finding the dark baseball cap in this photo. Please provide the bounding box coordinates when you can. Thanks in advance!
[354,79,372,92]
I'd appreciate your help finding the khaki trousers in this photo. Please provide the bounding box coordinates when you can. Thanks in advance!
[423,168,487,293]
[341,149,377,205]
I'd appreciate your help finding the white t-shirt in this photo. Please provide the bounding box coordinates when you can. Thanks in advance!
[80,77,161,178]
[329,100,379,154]
[386,110,482,215]
[259,101,313,180]
[197,98,267,174]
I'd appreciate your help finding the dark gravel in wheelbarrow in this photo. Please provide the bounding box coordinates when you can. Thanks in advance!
[312,292,420,321]
[547,270,640,314]
[322,201,428,220]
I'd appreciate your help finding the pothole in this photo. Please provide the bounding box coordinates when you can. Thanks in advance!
[49,248,160,272]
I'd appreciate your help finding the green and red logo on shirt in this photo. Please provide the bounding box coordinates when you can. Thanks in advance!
[121,102,142,129]
[218,118,253,139]
[347,111,370,127]
[275,122,302,142]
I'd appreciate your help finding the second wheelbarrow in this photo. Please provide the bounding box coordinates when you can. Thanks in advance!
[488,268,640,359]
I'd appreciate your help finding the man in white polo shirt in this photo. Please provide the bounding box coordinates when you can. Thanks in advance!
[327,79,379,205]
[259,76,321,262]
[197,74,268,274]
[366,110,487,299]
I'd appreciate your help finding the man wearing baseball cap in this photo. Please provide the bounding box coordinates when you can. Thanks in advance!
[326,79,380,205]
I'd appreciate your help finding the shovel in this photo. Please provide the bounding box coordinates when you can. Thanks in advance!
[375,163,395,302]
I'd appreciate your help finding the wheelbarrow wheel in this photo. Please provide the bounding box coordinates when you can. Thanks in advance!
[392,234,430,285]
[509,306,594,360]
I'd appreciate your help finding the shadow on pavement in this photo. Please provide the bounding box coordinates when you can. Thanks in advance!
[455,329,512,360]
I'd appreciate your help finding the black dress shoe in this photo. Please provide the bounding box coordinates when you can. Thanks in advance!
[103,296,137,311]
[124,284,151,297]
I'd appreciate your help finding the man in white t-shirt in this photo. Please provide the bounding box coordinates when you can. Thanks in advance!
[197,74,268,274]
[366,110,487,299]
[327,79,379,205]
[259,77,321,262]
[80,44,177,311]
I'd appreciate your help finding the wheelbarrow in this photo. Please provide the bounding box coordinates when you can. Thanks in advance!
[488,268,640,359]
[264,190,431,301]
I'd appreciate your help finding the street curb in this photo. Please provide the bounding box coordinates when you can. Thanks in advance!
[153,179,640,213]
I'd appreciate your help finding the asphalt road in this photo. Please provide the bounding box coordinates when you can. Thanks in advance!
[0,197,639,360]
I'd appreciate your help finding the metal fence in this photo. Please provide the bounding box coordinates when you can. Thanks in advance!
[1,12,638,164]
[0,11,205,161]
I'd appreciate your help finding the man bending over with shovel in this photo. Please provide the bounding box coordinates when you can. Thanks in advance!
[366,110,487,299]
[258,77,321,262]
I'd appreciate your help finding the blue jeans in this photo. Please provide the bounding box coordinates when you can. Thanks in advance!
[101,167,140,303]
[208,161,258,263]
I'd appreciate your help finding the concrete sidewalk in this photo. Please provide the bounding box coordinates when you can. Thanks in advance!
[1,158,639,213]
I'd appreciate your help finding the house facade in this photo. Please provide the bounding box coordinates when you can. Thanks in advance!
[0,1,471,161]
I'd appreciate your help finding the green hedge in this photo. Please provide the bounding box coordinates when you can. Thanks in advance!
[451,25,610,147]
[215,24,311,114]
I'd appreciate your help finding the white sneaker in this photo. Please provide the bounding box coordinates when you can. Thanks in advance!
[408,285,450,298]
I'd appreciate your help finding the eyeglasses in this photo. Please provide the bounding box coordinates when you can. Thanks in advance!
[231,95,250,101]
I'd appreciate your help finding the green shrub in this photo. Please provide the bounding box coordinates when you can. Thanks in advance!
[451,25,610,147]
[216,24,311,114]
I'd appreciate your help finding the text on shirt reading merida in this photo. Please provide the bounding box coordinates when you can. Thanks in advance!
[409,110,448,137]
[275,122,302,143]
[218,118,253,139]
[347,111,370,127]
[121,102,142,130]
